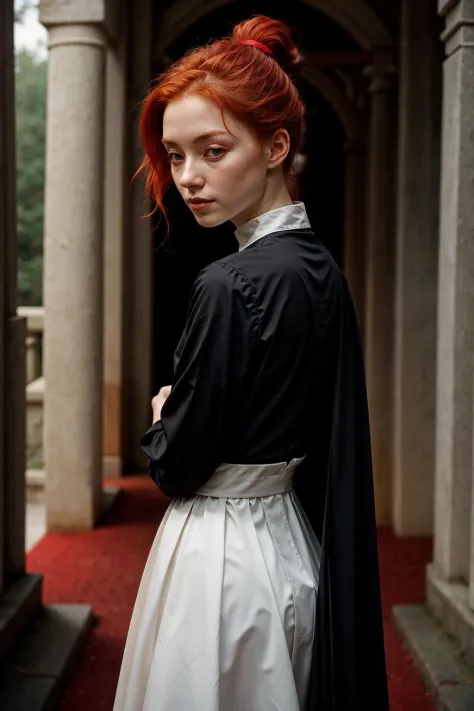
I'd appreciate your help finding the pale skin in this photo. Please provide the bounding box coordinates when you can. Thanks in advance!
[151,92,292,423]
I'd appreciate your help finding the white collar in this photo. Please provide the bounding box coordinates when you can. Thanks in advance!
[234,201,311,252]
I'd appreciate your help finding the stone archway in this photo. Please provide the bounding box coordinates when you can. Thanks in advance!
[155,0,393,57]
[304,67,365,142]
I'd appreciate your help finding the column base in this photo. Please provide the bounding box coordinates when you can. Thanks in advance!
[100,485,123,521]
[393,603,474,711]
[46,485,123,531]
[426,563,474,667]
[0,602,94,710]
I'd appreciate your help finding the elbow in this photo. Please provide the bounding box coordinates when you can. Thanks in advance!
[141,421,166,460]
[141,424,178,495]
[147,459,195,498]
[141,425,211,497]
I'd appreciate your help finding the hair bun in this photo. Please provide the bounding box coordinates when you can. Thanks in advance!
[232,15,304,80]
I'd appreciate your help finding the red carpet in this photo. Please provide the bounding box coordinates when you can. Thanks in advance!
[27,476,435,711]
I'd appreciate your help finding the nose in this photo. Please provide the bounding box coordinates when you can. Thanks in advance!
[179,159,205,190]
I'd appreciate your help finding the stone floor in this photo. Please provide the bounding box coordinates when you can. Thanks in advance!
[26,500,46,551]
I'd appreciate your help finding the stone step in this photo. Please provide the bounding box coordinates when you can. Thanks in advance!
[0,603,94,711]
[393,604,474,711]
[0,574,43,662]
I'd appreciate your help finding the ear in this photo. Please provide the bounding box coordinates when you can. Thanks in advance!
[267,128,291,169]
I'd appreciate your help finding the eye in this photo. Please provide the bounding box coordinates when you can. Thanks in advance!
[167,152,183,163]
[205,147,225,159]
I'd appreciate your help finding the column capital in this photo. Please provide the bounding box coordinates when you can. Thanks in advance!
[47,23,107,52]
[363,63,397,94]
[39,0,120,44]
[363,48,398,94]
[438,0,474,55]
[438,0,473,17]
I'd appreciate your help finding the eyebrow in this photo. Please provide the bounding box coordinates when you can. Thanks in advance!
[161,130,230,145]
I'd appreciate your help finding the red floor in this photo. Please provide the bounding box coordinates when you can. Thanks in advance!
[27,476,435,711]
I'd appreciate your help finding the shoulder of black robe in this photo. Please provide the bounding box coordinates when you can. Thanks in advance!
[295,272,389,711]
[140,259,259,497]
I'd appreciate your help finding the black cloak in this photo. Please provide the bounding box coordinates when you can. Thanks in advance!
[141,228,389,710]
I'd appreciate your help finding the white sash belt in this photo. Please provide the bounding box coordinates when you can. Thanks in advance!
[195,457,306,498]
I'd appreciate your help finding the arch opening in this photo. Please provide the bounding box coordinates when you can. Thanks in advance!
[155,0,393,57]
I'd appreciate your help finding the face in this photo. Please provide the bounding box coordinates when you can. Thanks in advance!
[162,94,286,228]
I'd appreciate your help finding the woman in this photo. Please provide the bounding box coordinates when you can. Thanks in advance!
[114,15,389,711]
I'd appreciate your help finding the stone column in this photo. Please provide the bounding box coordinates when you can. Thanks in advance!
[41,12,107,529]
[342,139,367,336]
[1,8,95,687]
[103,17,127,479]
[392,0,441,536]
[363,57,398,525]
[423,3,474,662]
[122,0,153,472]
[433,0,474,583]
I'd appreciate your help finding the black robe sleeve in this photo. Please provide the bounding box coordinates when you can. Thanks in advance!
[141,261,259,497]
[299,275,390,711]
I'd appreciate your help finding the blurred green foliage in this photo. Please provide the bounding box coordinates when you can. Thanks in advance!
[15,48,46,306]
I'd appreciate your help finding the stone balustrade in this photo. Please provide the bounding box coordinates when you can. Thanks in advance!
[16,302,121,499]
[17,306,45,495]
[17,306,44,384]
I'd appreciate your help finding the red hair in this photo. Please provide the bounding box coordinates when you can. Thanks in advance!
[137,15,306,229]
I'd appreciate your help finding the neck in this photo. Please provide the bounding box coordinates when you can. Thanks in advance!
[231,182,293,228]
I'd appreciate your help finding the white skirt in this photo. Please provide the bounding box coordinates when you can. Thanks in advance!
[113,458,321,711]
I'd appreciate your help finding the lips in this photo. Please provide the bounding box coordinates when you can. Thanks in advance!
[188,198,215,212]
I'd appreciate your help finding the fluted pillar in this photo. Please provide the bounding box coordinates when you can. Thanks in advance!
[433,0,474,584]
[421,0,474,667]
[342,139,367,335]
[41,18,107,529]
[392,0,441,536]
[364,56,398,525]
